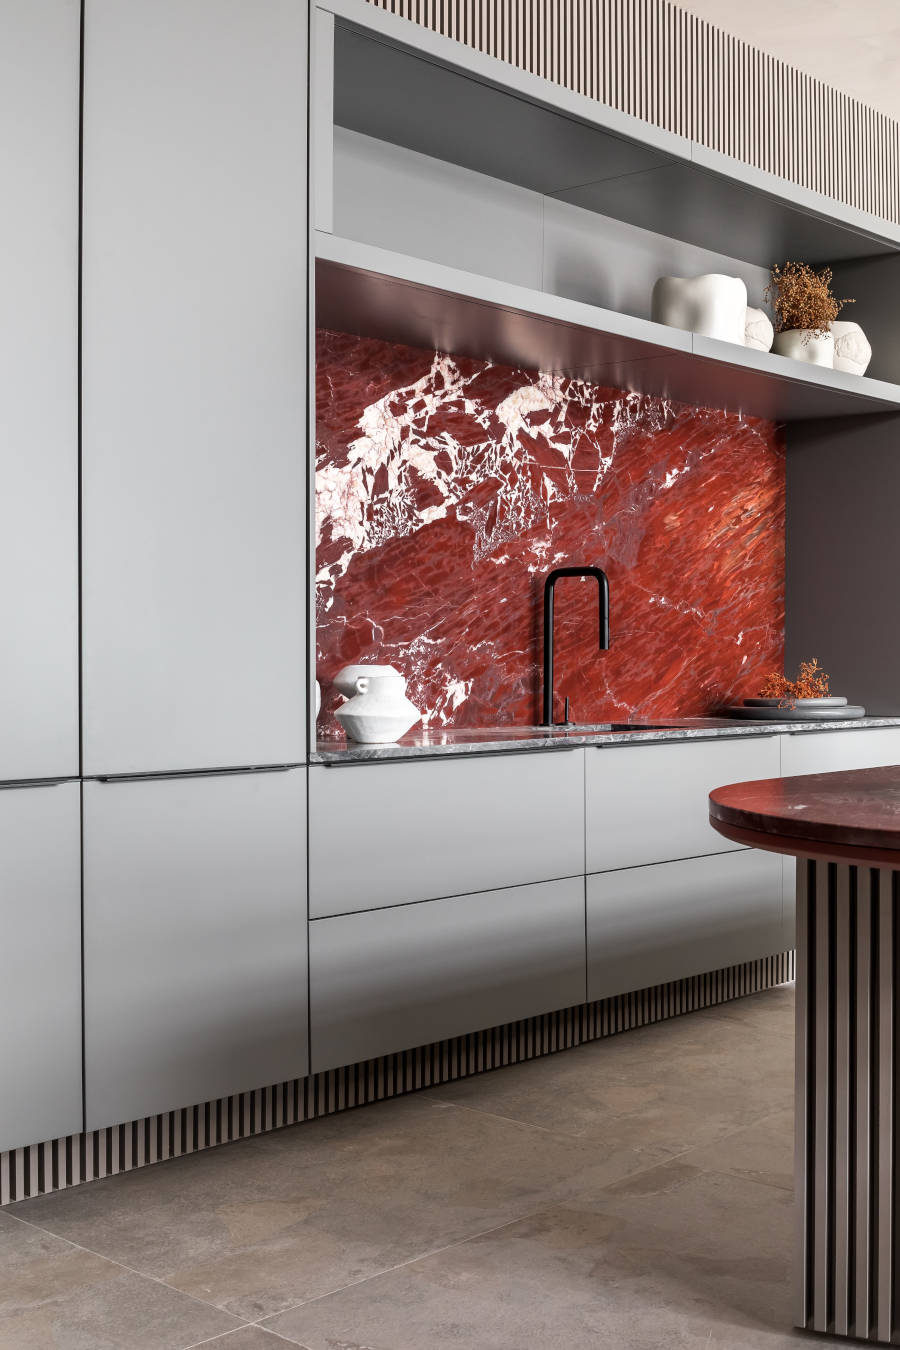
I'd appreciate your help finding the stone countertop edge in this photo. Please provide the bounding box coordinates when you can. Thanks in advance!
[311,716,900,764]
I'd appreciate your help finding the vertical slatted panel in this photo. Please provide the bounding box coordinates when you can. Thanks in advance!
[362,0,900,226]
[795,858,812,1328]
[797,862,900,1345]
[0,949,794,1206]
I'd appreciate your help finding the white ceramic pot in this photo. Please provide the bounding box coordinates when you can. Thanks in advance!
[772,328,835,367]
[744,306,774,352]
[651,273,748,345]
[335,674,421,745]
[333,663,402,699]
[830,321,872,376]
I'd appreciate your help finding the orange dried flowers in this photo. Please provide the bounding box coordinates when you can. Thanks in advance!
[759,658,830,704]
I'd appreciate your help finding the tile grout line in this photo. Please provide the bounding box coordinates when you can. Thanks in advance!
[3,1210,248,1326]
[251,1206,551,1327]
[182,1327,311,1350]
[179,1329,254,1350]
[6,1194,552,1334]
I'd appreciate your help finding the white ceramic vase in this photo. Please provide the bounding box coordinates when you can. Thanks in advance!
[315,680,321,716]
[830,321,872,376]
[335,674,421,745]
[744,306,774,352]
[333,663,402,699]
[772,328,835,367]
[651,273,748,345]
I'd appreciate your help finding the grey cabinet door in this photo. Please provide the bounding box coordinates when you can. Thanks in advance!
[309,876,586,1072]
[0,782,82,1152]
[780,728,900,777]
[81,0,308,776]
[0,1,79,781]
[585,736,780,873]
[83,769,308,1130]
[308,752,585,917]
[587,850,785,1001]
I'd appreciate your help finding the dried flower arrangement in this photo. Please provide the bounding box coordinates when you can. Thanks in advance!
[759,658,830,704]
[764,262,853,339]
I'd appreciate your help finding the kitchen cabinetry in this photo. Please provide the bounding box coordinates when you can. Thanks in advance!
[587,850,784,1001]
[585,736,780,873]
[83,769,308,1130]
[309,876,585,1071]
[308,752,584,917]
[0,0,80,781]
[0,782,82,1152]
[81,0,308,776]
[779,726,900,934]
[780,727,900,777]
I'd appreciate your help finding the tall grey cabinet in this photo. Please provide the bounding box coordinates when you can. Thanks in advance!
[0,0,80,781]
[0,0,82,1155]
[81,0,309,777]
[78,0,311,1132]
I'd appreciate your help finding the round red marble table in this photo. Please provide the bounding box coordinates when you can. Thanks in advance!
[709,766,900,1345]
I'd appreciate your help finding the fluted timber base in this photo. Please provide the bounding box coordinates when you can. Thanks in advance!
[796,857,900,1342]
[0,950,793,1208]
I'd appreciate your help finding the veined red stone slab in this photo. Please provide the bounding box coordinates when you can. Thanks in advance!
[316,329,785,736]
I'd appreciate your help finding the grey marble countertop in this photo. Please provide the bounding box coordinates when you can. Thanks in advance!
[312,716,900,764]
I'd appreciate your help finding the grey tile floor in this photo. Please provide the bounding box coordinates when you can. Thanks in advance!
[0,983,831,1349]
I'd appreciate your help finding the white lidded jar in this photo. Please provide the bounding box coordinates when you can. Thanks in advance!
[335,674,421,745]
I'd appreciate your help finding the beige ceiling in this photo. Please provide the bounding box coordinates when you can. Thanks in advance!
[679,0,900,123]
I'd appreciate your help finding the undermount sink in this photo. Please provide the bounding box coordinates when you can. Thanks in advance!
[551,722,679,733]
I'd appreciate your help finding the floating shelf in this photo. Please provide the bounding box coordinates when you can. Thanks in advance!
[315,233,900,423]
[331,0,900,269]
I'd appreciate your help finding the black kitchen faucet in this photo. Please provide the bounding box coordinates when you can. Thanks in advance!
[541,566,610,726]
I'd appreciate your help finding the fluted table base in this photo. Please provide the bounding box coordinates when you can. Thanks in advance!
[795,856,900,1342]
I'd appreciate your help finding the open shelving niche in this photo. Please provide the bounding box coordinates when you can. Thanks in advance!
[312,0,900,423]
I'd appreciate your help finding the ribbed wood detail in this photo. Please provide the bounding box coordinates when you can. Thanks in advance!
[365,0,900,226]
[795,860,900,1342]
[0,951,794,1207]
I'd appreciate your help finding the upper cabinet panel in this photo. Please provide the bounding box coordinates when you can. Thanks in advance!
[81,0,308,776]
[0,0,80,781]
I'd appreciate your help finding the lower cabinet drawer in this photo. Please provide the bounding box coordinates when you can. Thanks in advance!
[585,735,780,873]
[780,727,900,777]
[309,877,586,1072]
[587,850,785,1001]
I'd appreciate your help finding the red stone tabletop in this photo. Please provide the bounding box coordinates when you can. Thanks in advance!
[709,764,900,865]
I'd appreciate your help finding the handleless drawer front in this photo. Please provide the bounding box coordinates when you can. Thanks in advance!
[309,876,586,1072]
[308,753,584,917]
[587,850,784,1002]
[585,736,780,873]
[780,727,900,777]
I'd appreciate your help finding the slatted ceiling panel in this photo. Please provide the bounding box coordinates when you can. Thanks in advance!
[363,0,900,227]
[0,951,793,1205]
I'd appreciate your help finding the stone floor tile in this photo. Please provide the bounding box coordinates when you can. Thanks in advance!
[186,1327,309,1348]
[0,1211,241,1350]
[9,1094,657,1324]
[264,1167,804,1350]
[426,992,793,1147]
[677,1108,794,1192]
[697,984,796,1036]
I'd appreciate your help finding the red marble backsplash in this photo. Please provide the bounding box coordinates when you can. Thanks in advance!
[315,329,785,734]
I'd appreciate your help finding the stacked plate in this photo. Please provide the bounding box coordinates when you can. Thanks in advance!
[724,696,865,722]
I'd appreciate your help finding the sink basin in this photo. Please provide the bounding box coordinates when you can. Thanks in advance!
[552,722,679,733]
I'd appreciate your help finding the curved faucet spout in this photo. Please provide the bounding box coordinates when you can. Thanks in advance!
[541,566,610,727]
